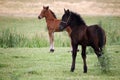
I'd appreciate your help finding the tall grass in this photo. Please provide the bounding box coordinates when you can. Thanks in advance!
[98,47,110,73]
[0,28,70,48]
[0,28,47,48]
[0,16,120,48]
[0,29,24,48]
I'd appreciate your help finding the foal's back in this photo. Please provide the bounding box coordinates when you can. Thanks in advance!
[87,25,106,47]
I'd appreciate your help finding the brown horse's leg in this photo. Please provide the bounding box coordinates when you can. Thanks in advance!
[81,45,87,73]
[48,31,54,52]
[71,43,78,72]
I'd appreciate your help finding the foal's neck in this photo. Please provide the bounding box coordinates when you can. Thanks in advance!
[45,12,55,21]
[70,24,87,32]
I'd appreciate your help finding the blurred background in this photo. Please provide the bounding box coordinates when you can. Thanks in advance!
[0,0,120,17]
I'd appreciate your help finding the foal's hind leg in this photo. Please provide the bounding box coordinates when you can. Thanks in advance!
[92,45,102,58]
[92,46,106,68]
[81,45,87,73]
[48,31,54,52]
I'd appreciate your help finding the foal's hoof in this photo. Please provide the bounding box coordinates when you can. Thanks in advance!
[83,66,87,73]
[77,49,79,52]
[70,68,75,72]
[70,70,74,72]
[83,70,87,73]
[50,49,54,52]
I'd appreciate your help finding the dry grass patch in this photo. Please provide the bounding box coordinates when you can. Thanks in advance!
[0,0,120,17]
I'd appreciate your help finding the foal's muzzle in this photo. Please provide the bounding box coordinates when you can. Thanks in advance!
[38,16,41,19]
[59,25,65,31]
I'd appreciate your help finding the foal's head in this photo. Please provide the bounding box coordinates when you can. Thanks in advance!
[38,6,49,19]
[59,9,86,31]
[59,9,72,31]
[38,6,57,19]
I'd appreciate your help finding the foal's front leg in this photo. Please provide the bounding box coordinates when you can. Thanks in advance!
[48,31,54,52]
[71,43,78,72]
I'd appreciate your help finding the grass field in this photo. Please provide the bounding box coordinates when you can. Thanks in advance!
[0,45,120,80]
[0,0,120,80]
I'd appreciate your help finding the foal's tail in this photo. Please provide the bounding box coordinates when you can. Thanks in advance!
[97,26,106,51]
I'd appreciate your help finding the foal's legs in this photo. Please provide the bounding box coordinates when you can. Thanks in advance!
[71,43,78,72]
[81,45,87,73]
[48,31,54,52]
[92,45,102,58]
[92,45,106,68]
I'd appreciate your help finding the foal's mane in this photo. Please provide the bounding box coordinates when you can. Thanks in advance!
[49,9,57,19]
[70,11,86,26]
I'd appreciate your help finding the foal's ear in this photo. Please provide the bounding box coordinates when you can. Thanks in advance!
[43,6,45,9]
[43,6,49,10]
[64,8,67,13]
[46,6,49,10]
[43,5,46,9]
[67,9,70,13]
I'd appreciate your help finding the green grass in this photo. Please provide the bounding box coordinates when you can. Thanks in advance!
[0,45,120,80]
[0,16,120,48]
[0,16,46,36]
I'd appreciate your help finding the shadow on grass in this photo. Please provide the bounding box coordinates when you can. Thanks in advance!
[0,63,8,68]
[12,56,28,59]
